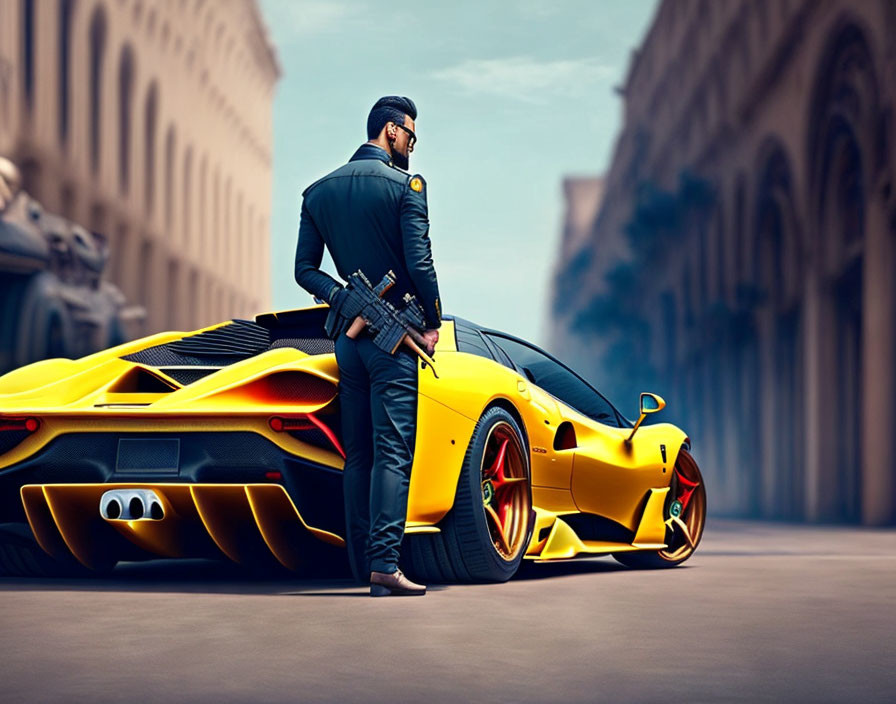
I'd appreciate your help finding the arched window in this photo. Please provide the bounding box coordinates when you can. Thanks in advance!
[712,202,726,299]
[147,7,157,37]
[235,191,243,285]
[198,155,207,253]
[258,215,266,284]
[246,203,255,288]
[734,175,747,281]
[183,147,193,246]
[58,0,76,145]
[138,237,153,307]
[118,45,136,194]
[660,291,677,374]
[166,258,180,328]
[112,223,128,286]
[682,264,694,328]
[144,82,159,215]
[88,6,107,174]
[755,144,800,306]
[22,0,36,111]
[212,168,220,264]
[698,217,709,309]
[205,278,215,324]
[224,176,231,271]
[164,125,175,228]
[188,268,199,328]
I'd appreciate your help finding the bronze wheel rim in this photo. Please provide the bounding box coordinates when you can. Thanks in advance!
[660,450,706,562]
[480,421,530,561]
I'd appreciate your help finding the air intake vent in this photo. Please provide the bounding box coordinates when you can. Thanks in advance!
[287,428,335,453]
[231,371,337,406]
[169,319,271,357]
[0,430,29,456]
[269,337,335,355]
[158,367,217,385]
[121,315,335,370]
[553,422,577,451]
[108,367,178,393]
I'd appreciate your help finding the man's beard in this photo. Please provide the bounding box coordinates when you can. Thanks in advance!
[391,148,409,171]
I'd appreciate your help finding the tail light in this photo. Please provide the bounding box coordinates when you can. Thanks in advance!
[269,414,345,459]
[0,416,41,456]
[0,417,40,432]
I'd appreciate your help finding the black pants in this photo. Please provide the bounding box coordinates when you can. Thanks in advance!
[334,332,418,580]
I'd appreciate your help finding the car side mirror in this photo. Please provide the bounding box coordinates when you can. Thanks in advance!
[639,392,665,415]
[626,392,666,443]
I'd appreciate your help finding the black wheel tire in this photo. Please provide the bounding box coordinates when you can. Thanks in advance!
[402,406,533,583]
[613,448,707,569]
[0,523,92,578]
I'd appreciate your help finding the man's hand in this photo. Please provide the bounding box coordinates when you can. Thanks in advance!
[421,329,439,355]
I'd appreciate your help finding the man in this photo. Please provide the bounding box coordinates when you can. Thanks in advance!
[294,96,441,597]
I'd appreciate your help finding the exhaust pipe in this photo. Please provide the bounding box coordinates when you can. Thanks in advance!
[100,489,165,521]
[129,496,144,519]
[105,497,122,519]
[148,499,164,520]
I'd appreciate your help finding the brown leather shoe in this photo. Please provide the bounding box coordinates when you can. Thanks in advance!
[370,569,426,597]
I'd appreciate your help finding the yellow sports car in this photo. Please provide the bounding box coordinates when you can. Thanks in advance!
[0,306,705,581]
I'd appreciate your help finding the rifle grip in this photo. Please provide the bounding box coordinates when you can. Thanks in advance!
[346,316,366,339]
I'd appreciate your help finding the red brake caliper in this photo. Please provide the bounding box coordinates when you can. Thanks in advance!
[674,468,699,510]
[486,438,511,525]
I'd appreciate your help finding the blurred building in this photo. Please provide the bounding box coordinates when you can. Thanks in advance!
[0,0,280,334]
[544,176,607,371]
[550,0,896,525]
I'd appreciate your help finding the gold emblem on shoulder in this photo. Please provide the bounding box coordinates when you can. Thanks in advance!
[410,177,423,192]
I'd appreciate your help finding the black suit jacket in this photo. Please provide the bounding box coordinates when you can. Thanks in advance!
[294,143,442,330]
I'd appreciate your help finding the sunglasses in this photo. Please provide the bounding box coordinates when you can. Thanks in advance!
[395,123,417,148]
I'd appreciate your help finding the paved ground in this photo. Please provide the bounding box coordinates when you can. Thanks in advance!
[0,519,894,703]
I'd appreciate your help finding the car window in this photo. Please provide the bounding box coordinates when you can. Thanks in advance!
[453,319,495,361]
[485,334,623,427]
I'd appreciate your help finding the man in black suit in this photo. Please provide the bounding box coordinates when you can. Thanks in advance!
[294,96,441,596]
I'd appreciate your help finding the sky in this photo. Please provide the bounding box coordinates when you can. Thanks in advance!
[258,0,658,349]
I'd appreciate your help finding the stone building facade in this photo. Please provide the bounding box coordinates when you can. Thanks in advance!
[0,0,280,334]
[545,176,606,371]
[550,0,896,525]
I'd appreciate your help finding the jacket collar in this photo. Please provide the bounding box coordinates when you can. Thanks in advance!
[349,143,392,165]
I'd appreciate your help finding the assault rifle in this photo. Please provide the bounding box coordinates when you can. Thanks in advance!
[331,269,438,377]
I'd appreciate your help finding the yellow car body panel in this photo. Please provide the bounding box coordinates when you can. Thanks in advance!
[0,307,699,574]
[20,482,343,571]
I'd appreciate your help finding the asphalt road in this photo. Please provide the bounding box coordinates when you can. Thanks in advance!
[1,519,894,703]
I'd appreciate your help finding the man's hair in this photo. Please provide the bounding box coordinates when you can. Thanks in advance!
[367,96,417,140]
